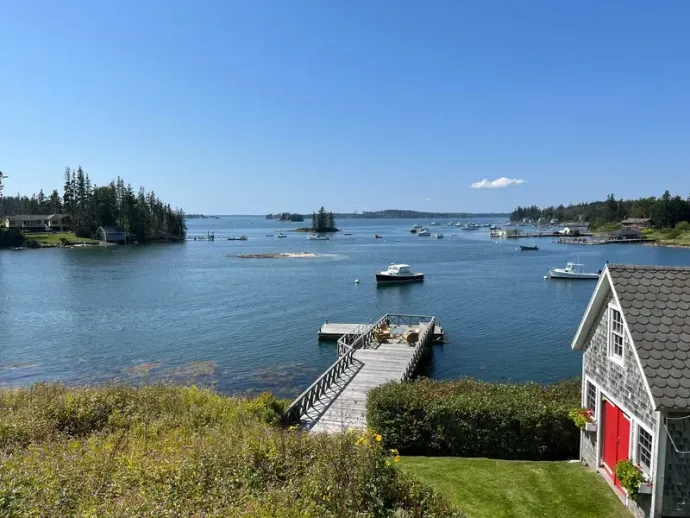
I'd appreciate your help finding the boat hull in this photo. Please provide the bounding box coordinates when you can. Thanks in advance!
[376,273,424,283]
[549,270,599,280]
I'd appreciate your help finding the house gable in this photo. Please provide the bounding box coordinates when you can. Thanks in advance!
[582,291,657,430]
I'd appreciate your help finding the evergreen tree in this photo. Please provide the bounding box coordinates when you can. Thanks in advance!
[326,211,335,230]
[317,206,326,231]
[311,212,317,232]
[49,190,62,214]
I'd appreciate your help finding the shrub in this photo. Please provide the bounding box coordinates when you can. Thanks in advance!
[675,221,690,231]
[367,378,581,460]
[24,238,40,248]
[0,384,461,517]
[614,460,645,496]
[568,407,594,429]
[664,228,682,240]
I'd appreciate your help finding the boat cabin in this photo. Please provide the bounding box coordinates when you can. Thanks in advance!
[571,264,690,518]
[386,264,411,275]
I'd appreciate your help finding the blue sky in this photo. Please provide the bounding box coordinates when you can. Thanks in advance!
[1,1,689,214]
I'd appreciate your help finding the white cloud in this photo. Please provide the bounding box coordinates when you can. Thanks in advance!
[424,197,432,202]
[471,177,526,189]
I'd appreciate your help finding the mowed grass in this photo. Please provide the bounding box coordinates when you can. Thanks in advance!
[402,457,629,518]
[24,232,100,245]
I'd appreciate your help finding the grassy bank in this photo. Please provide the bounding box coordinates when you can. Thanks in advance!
[0,384,460,517]
[402,457,629,518]
[643,228,690,247]
[23,232,100,246]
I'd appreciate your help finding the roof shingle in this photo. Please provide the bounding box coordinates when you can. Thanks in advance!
[608,264,690,410]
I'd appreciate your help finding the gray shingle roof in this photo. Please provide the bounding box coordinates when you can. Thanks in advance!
[608,264,690,410]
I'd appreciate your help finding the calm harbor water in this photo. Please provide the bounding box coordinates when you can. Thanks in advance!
[2,216,690,397]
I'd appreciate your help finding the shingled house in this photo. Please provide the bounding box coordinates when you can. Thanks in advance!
[571,265,690,518]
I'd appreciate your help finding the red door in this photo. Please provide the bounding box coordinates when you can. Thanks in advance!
[601,399,631,490]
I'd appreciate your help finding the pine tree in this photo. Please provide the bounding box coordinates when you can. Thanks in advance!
[326,211,335,230]
[49,190,62,214]
[311,212,317,232]
[63,168,73,214]
[317,206,326,231]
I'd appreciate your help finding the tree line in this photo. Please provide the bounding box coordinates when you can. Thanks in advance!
[0,167,186,243]
[311,207,337,232]
[510,191,690,229]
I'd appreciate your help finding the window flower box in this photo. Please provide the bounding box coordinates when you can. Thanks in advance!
[584,421,597,433]
[638,481,653,495]
[568,407,595,430]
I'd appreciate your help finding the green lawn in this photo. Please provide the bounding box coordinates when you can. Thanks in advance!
[23,232,100,245]
[402,457,629,518]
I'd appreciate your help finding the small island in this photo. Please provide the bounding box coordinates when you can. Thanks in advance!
[293,207,338,232]
[234,252,321,259]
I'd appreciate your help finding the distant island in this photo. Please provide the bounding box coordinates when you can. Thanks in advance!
[335,210,510,219]
[186,214,219,220]
[266,212,304,222]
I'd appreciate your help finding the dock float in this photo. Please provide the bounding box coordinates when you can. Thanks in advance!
[283,314,438,432]
[319,322,444,343]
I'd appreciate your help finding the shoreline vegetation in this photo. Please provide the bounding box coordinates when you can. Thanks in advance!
[0,167,186,249]
[0,384,460,517]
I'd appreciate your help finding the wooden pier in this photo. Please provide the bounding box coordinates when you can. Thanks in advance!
[282,314,438,432]
[318,322,444,343]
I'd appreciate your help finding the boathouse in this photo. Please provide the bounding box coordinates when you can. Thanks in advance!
[571,264,690,518]
[621,218,652,229]
[97,226,127,244]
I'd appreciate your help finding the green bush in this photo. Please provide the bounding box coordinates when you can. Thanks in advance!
[664,228,682,240]
[614,460,645,496]
[675,221,690,231]
[0,384,461,517]
[367,378,581,460]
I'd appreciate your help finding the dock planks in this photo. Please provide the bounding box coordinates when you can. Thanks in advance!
[305,323,432,433]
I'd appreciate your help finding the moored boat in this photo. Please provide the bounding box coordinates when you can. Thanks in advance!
[417,228,430,236]
[430,221,440,226]
[376,264,424,284]
[374,234,383,239]
[520,245,538,251]
[277,233,287,238]
[433,232,444,239]
[307,234,330,241]
[548,262,600,280]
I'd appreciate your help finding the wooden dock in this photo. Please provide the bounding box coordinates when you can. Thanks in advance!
[318,322,444,343]
[282,314,437,432]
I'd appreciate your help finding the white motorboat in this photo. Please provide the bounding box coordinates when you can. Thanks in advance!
[376,264,424,283]
[433,232,444,239]
[307,234,330,241]
[548,262,600,280]
[277,233,287,238]
[461,222,480,230]
[430,221,440,226]
[447,221,455,226]
[417,228,431,236]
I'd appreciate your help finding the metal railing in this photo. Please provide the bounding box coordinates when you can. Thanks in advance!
[281,313,436,426]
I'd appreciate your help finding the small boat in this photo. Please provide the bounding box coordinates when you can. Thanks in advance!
[228,235,248,241]
[461,223,480,231]
[266,234,274,237]
[455,222,463,227]
[433,233,444,239]
[417,228,431,236]
[548,262,600,280]
[307,234,330,241]
[374,234,383,239]
[520,245,539,251]
[490,225,498,230]
[344,232,353,236]
[430,221,440,226]
[376,264,424,284]
[447,221,455,227]
[409,227,417,233]
[277,233,287,238]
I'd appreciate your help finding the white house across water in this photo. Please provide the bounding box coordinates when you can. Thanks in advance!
[571,264,690,518]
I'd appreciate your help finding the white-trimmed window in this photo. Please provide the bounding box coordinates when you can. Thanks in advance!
[608,307,624,362]
[586,381,597,416]
[637,426,653,475]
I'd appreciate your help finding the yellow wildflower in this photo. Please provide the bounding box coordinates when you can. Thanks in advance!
[394,455,401,463]
[375,434,382,442]
[385,460,391,467]
[389,448,399,455]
